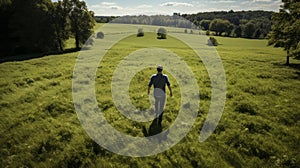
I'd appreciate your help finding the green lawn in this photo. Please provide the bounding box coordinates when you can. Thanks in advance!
[0,24,299,167]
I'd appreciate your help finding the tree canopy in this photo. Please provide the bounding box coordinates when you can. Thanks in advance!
[182,10,272,39]
[157,27,167,39]
[209,19,233,36]
[0,0,95,57]
[67,0,95,50]
[268,0,300,65]
[111,11,273,39]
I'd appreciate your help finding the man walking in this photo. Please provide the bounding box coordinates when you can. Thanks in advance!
[148,65,173,127]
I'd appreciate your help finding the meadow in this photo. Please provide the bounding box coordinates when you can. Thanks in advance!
[0,23,299,167]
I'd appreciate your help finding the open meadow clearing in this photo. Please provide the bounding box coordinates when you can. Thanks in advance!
[0,24,300,167]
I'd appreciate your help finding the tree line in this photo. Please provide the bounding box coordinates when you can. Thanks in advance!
[107,11,272,39]
[95,16,118,23]
[181,10,273,39]
[110,15,196,30]
[0,0,95,57]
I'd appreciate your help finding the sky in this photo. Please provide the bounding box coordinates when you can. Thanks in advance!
[58,0,283,16]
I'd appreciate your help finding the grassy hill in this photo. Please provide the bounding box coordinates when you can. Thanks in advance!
[0,24,299,167]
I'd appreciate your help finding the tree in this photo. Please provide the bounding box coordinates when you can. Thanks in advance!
[209,19,231,36]
[51,1,71,52]
[67,0,95,50]
[254,18,272,38]
[233,26,242,38]
[0,0,95,57]
[200,20,211,30]
[225,23,234,36]
[181,11,273,39]
[9,0,58,54]
[137,28,144,37]
[243,22,256,38]
[268,0,300,65]
[157,27,167,39]
[0,0,13,57]
[253,29,262,39]
[208,37,218,46]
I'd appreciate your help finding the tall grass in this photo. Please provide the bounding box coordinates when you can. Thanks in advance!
[0,25,299,167]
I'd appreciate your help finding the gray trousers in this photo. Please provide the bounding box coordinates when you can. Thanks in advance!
[154,95,166,125]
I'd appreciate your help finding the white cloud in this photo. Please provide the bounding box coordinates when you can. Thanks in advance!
[101,2,117,6]
[253,0,272,2]
[210,0,236,3]
[137,4,153,8]
[240,0,281,11]
[160,2,194,7]
[91,2,123,11]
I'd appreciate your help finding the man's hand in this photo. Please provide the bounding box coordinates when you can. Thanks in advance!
[168,85,173,97]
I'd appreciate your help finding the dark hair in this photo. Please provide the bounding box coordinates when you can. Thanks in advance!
[157,68,163,72]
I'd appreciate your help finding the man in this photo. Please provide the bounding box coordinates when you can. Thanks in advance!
[148,65,173,127]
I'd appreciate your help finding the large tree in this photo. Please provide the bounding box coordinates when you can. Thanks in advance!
[200,20,211,30]
[67,0,95,50]
[243,22,256,38]
[268,0,300,65]
[209,19,231,36]
[233,26,242,38]
[0,0,13,57]
[9,0,58,54]
[51,1,71,52]
[0,0,95,57]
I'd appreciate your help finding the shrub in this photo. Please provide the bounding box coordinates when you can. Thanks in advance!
[137,28,144,37]
[206,30,210,36]
[208,37,218,46]
[97,32,104,39]
[157,27,167,39]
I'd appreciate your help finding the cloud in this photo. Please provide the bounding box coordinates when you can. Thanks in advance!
[209,0,236,3]
[240,0,281,11]
[89,0,281,16]
[91,2,123,10]
[160,2,194,7]
[253,0,272,2]
[137,4,153,8]
[101,2,117,6]
[110,6,123,10]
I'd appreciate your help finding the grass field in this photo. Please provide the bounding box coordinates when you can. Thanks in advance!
[0,23,300,167]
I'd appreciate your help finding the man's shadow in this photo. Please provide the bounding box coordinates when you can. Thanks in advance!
[142,118,170,143]
[142,118,162,137]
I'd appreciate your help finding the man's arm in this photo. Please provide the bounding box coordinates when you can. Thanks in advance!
[168,85,173,97]
[165,75,172,97]
[148,86,151,95]
[148,75,154,95]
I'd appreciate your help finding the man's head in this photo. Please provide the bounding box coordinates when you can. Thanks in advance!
[157,65,163,72]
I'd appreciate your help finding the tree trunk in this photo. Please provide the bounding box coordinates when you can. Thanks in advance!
[57,33,63,52]
[59,38,63,53]
[286,56,290,66]
[75,32,80,50]
[286,50,290,66]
